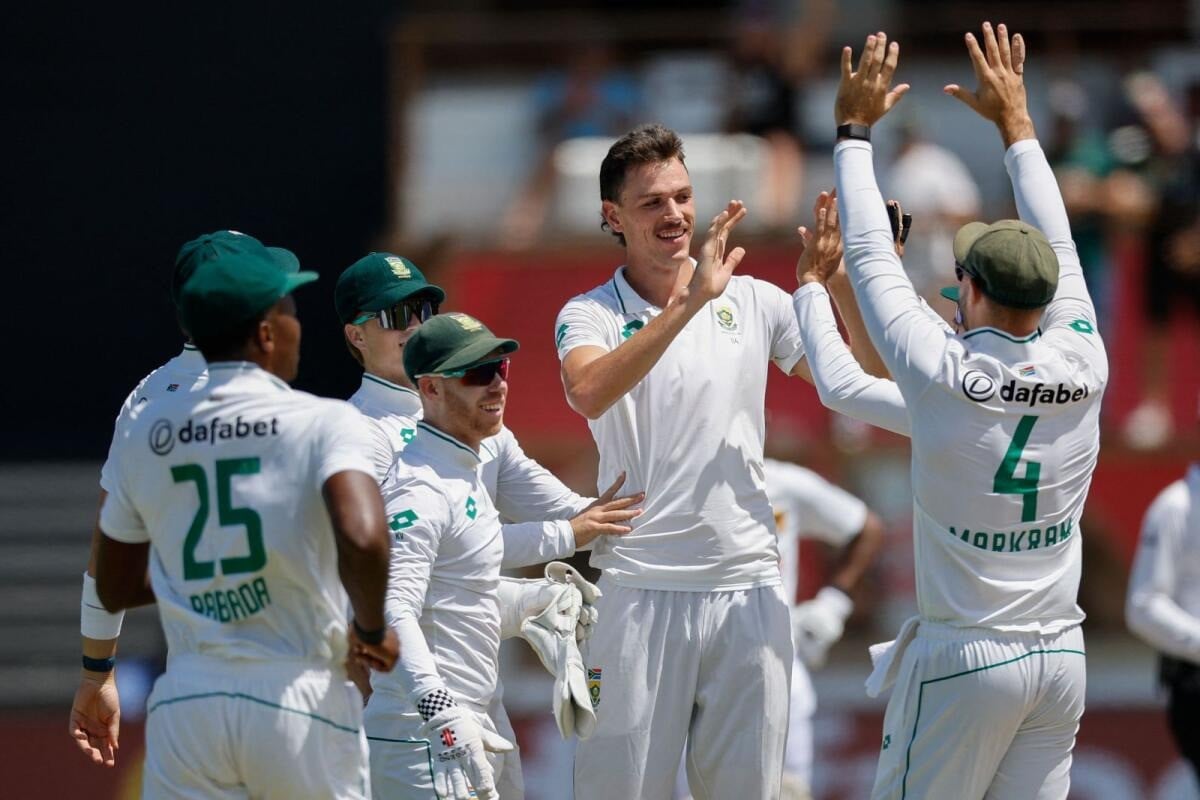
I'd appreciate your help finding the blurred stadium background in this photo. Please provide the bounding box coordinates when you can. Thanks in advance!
[4,1,1200,797]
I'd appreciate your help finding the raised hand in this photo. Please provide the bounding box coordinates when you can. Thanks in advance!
[688,200,747,305]
[796,191,844,287]
[943,22,1035,147]
[835,31,910,127]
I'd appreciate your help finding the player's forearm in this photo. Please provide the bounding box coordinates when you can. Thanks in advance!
[500,520,575,569]
[562,296,698,419]
[325,473,391,631]
[828,511,885,594]
[392,613,448,699]
[827,268,889,379]
[997,111,1037,151]
[793,284,910,436]
[1004,140,1087,295]
[1127,592,1200,663]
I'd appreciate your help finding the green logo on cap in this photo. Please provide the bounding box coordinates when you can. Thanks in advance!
[448,313,483,333]
[465,496,478,520]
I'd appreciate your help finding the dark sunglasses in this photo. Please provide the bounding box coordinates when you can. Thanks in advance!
[354,296,439,330]
[442,358,510,387]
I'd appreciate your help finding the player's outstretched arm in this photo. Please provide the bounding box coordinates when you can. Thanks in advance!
[560,202,747,419]
[324,470,399,672]
[943,22,1034,149]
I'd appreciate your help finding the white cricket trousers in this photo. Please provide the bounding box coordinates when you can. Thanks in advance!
[142,656,370,799]
[364,691,515,798]
[574,579,793,800]
[870,623,1086,800]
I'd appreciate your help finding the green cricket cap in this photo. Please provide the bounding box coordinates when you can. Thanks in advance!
[177,233,318,340]
[952,220,1059,309]
[403,312,519,378]
[334,252,446,324]
[171,230,299,309]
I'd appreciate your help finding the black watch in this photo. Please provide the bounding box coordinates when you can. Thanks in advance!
[837,123,871,142]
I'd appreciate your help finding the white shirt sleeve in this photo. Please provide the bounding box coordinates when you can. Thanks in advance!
[501,521,576,569]
[792,283,910,436]
[761,280,806,374]
[97,436,149,544]
[382,481,453,699]
[315,402,378,488]
[1126,483,1200,662]
[835,140,955,401]
[99,386,141,493]
[772,462,869,546]
[1003,140,1108,376]
[365,417,397,484]
[555,297,610,361]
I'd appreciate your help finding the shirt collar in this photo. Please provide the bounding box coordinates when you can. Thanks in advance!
[358,372,422,416]
[960,326,1042,355]
[205,361,291,393]
[178,344,207,375]
[611,259,701,316]
[413,421,483,469]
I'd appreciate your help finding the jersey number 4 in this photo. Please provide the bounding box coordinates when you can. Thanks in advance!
[172,458,266,580]
[993,415,1041,523]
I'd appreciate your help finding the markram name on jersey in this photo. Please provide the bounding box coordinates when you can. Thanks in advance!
[100,362,376,667]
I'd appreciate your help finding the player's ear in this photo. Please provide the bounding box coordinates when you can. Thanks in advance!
[601,200,623,236]
[256,316,275,355]
[344,323,366,354]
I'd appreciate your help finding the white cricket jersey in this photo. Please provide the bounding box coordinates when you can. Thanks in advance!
[348,373,586,567]
[555,268,806,591]
[766,458,867,604]
[374,422,505,708]
[99,362,376,666]
[835,138,1107,633]
[1126,464,1200,663]
[100,344,208,493]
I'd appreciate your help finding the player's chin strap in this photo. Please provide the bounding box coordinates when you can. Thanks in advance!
[497,562,601,739]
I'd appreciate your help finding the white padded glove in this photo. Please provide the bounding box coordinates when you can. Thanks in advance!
[544,561,602,642]
[520,585,596,740]
[791,586,853,670]
[418,698,514,800]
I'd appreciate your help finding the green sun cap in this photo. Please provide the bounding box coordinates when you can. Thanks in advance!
[171,230,299,309]
[952,220,1059,309]
[403,312,519,378]
[177,233,317,340]
[334,252,446,325]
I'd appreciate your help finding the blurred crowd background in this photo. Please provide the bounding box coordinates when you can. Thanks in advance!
[3,1,1200,797]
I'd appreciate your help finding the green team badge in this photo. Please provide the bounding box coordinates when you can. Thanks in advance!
[389,510,418,538]
[715,304,738,332]
[465,496,478,520]
[620,320,644,340]
[1068,318,1095,335]
[556,323,569,348]
[587,667,602,709]
[385,256,412,279]
[400,428,415,444]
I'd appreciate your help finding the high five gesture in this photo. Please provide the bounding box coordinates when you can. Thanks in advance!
[944,22,1035,148]
[835,31,910,128]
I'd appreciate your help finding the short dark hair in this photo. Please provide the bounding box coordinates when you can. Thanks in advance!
[599,124,686,245]
[192,311,268,364]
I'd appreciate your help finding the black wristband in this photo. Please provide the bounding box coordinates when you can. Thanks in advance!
[837,123,871,142]
[353,619,386,646]
[82,655,115,673]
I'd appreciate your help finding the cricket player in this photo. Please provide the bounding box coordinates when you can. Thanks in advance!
[554,121,869,800]
[365,312,543,799]
[674,458,884,800]
[70,230,293,768]
[92,232,399,798]
[336,253,641,799]
[801,25,1106,798]
[1126,412,1200,782]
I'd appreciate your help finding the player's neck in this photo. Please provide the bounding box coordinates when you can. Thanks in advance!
[420,409,483,452]
[623,253,693,309]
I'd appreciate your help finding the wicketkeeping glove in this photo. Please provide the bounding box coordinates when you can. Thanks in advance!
[791,586,853,670]
[544,561,602,642]
[418,699,514,800]
[520,584,596,740]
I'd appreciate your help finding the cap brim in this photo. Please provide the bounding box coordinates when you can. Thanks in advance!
[283,271,320,296]
[267,247,301,274]
[953,221,990,264]
[939,286,959,303]
[361,282,447,312]
[439,336,520,373]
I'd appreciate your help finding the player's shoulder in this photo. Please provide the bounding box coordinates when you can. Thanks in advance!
[381,459,454,517]
[559,278,621,316]
[1145,478,1191,523]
